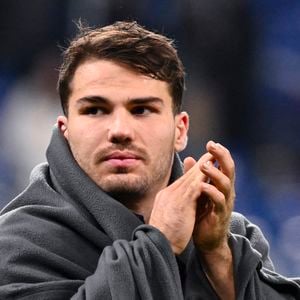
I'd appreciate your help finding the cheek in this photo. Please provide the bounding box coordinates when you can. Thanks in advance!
[68,124,101,156]
[144,124,176,151]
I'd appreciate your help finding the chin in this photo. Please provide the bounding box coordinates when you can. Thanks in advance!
[97,174,149,200]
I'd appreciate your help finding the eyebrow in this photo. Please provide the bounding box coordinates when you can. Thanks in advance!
[76,95,164,106]
[76,95,109,106]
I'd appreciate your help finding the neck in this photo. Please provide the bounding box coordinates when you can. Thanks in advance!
[114,189,157,224]
[110,154,181,223]
[113,179,170,224]
[131,169,174,223]
[128,195,156,224]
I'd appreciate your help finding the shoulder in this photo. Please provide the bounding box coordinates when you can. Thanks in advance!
[230,211,262,236]
[1,163,53,214]
[230,212,251,233]
[229,211,267,248]
[0,161,105,250]
[230,211,274,270]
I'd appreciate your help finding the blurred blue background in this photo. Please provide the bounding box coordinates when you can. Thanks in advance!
[0,0,299,276]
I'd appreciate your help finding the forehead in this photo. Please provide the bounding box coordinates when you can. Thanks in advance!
[69,59,172,104]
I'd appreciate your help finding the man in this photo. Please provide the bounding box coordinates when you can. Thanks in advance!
[0,21,299,300]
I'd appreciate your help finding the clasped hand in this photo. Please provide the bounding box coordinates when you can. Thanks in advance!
[149,141,236,255]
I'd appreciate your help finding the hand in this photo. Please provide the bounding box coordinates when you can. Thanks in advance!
[188,141,236,253]
[149,152,214,255]
[184,141,236,300]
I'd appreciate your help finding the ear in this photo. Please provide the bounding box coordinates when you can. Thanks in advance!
[57,115,69,139]
[174,112,189,152]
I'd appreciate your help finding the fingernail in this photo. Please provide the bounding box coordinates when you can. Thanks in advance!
[210,141,222,151]
[203,161,211,170]
[210,141,217,150]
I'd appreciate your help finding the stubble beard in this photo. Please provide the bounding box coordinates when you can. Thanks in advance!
[90,150,174,204]
[70,138,175,205]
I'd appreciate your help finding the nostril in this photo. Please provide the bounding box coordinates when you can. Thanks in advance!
[110,134,132,145]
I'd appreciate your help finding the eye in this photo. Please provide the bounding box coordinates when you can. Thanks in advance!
[88,107,103,115]
[80,106,109,116]
[131,106,153,116]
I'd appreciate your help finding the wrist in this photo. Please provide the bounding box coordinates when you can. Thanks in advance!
[198,238,231,258]
[194,231,230,252]
[198,239,233,274]
[197,238,233,284]
[197,241,235,300]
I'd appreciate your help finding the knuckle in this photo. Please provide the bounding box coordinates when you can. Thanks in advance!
[224,147,230,154]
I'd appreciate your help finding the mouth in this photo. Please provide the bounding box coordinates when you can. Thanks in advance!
[103,151,142,168]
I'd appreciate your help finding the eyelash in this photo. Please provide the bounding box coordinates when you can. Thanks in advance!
[81,107,107,115]
[131,106,153,115]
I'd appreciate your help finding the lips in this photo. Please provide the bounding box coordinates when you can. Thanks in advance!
[104,151,141,161]
[103,151,142,168]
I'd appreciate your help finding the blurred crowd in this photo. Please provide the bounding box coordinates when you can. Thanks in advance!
[0,0,300,276]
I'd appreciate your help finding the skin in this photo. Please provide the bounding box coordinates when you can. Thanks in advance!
[57,58,189,219]
[184,142,236,300]
[58,58,236,299]
[150,143,236,300]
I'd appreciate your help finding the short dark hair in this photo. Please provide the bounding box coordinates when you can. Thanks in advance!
[57,21,185,115]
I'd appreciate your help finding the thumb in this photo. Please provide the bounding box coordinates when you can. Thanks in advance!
[183,156,197,174]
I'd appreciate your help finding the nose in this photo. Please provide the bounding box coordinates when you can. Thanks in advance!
[107,109,134,144]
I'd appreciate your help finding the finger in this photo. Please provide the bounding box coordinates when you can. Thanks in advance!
[169,152,214,194]
[187,152,214,185]
[180,152,213,182]
[200,161,231,197]
[195,194,214,219]
[183,156,197,174]
[197,151,215,166]
[201,182,227,214]
[206,141,235,180]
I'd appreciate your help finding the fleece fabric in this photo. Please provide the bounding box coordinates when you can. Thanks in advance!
[0,126,299,299]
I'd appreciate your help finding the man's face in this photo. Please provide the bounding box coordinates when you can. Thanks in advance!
[58,59,188,201]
